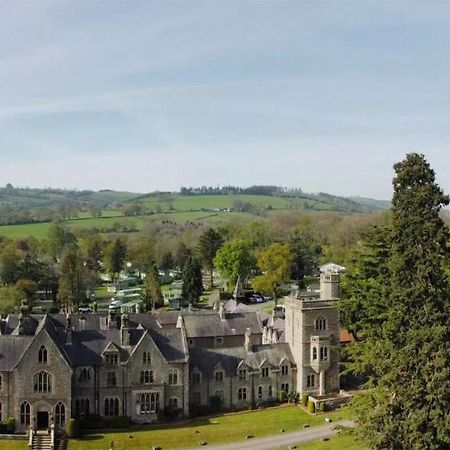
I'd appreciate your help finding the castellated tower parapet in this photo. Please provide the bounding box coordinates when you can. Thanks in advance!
[285,263,345,397]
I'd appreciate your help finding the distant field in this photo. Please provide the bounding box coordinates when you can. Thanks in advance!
[137,194,331,211]
[0,210,259,240]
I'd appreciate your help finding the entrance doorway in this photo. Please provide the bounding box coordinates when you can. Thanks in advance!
[37,411,49,429]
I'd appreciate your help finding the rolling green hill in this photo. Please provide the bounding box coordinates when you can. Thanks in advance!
[0,185,389,240]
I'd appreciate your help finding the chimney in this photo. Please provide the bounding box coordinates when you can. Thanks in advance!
[244,328,252,352]
[18,299,30,335]
[120,313,130,347]
[66,313,73,345]
[219,303,226,321]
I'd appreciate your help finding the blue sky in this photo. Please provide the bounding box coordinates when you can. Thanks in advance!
[1,1,450,199]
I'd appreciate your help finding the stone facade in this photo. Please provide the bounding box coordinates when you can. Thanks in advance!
[285,267,341,397]
[0,266,342,432]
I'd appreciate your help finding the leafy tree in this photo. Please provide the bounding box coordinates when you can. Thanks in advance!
[214,240,255,286]
[182,255,203,305]
[15,279,38,304]
[128,238,155,273]
[144,262,163,310]
[252,243,293,300]
[57,248,86,312]
[197,228,223,288]
[0,285,22,315]
[0,245,20,284]
[83,234,104,273]
[343,153,450,449]
[46,223,78,258]
[105,238,127,282]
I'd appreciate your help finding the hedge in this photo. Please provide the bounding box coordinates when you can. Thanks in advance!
[301,394,309,407]
[307,400,315,414]
[66,418,80,438]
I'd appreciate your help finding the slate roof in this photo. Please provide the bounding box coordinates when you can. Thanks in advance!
[0,312,188,370]
[182,311,262,338]
[189,343,295,377]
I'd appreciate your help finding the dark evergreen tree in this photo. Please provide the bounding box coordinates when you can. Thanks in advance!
[159,251,174,271]
[57,248,85,312]
[144,262,163,310]
[197,228,223,288]
[105,238,127,282]
[182,255,203,305]
[344,154,450,449]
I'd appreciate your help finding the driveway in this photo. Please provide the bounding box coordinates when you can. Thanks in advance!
[182,420,353,450]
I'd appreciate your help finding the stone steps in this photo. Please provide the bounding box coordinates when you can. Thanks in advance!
[32,433,52,450]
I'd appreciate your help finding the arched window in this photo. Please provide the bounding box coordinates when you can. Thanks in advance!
[20,401,30,425]
[33,371,52,393]
[257,386,263,399]
[268,385,273,398]
[38,346,48,363]
[312,347,317,361]
[75,398,90,418]
[315,317,327,331]
[55,402,65,427]
[104,398,119,417]
[142,352,151,364]
[140,370,154,384]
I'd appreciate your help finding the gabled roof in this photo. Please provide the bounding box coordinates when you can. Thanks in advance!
[189,343,295,377]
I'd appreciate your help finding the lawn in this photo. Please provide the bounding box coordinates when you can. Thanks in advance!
[67,405,352,450]
[0,440,26,449]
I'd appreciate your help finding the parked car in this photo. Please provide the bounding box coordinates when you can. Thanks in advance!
[78,306,93,313]
[109,299,122,310]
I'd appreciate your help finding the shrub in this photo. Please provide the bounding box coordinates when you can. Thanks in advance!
[219,291,233,300]
[301,394,309,407]
[107,416,131,429]
[319,402,326,413]
[66,418,80,438]
[279,391,288,402]
[80,415,104,430]
[6,417,15,434]
[307,400,315,414]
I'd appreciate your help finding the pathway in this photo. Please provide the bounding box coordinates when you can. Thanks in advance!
[182,420,353,450]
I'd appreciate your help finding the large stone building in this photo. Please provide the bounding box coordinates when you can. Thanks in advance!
[0,266,341,432]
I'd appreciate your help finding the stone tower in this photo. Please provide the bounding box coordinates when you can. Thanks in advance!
[285,264,343,397]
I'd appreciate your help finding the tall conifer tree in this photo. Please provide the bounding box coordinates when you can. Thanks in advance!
[345,154,450,449]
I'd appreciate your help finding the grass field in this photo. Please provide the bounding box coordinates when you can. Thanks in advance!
[0,440,26,449]
[66,405,352,450]
[0,210,259,240]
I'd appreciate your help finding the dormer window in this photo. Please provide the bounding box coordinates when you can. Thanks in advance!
[261,367,269,378]
[38,346,48,364]
[281,365,288,375]
[315,316,327,331]
[105,353,119,365]
[215,371,224,382]
[238,369,247,380]
[169,370,178,385]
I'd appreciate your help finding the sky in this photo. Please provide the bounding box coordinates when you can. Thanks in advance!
[1,1,450,199]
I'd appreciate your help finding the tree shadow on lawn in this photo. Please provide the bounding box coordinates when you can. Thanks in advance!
[83,415,221,437]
